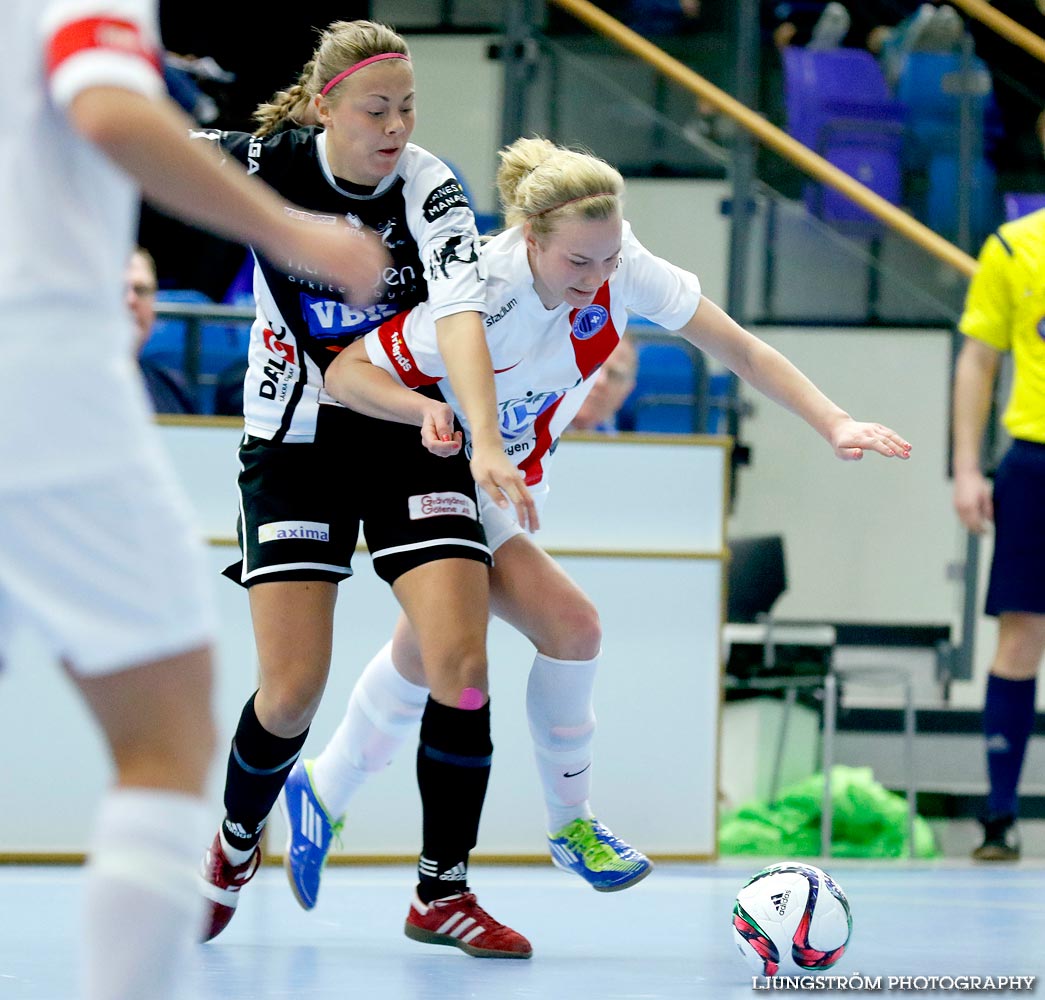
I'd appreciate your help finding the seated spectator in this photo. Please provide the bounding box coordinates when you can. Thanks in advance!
[569,336,638,434]
[764,1,934,55]
[875,3,966,87]
[127,247,198,416]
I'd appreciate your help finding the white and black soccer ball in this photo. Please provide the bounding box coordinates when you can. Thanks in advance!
[731,862,852,977]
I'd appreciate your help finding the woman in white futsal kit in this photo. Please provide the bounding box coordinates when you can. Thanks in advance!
[279,136,912,944]
[2,3,387,998]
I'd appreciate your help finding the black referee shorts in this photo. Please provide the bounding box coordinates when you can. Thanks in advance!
[985,438,1045,616]
[223,403,490,588]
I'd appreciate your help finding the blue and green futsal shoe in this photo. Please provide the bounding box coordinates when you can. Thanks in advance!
[547,817,652,892]
[279,759,343,910]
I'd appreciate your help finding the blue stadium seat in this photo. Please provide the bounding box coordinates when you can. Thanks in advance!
[781,46,904,228]
[1003,192,1045,222]
[144,288,251,414]
[141,288,213,368]
[924,152,997,245]
[893,52,1002,245]
[705,372,733,436]
[895,52,999,170]
[622,340,705,434]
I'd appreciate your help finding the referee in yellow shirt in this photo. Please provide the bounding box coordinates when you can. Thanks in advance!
[952,207,1045,861]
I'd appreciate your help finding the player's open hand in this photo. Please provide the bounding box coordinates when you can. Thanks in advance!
[470,443,539,533]
[829,419,911,461]
[953,468,993,534]
[420,402,463,457]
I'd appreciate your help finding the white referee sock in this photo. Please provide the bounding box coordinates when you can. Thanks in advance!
[311,640,429,819]
[526,652,599,834]
[83,787,208,1000]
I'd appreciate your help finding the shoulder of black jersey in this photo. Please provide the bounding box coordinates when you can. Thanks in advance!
[229,125,319,183]
[397,144,463,197]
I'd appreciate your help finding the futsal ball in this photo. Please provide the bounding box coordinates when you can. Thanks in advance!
[731,862,852,977]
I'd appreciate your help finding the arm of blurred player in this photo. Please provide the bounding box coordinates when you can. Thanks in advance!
[67,86,388,302]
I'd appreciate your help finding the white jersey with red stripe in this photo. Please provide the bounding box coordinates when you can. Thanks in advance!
[365,222,701,486]
[1,0,166,491]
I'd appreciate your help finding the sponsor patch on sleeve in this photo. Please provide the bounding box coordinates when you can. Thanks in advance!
[376,317,441,387]
[408,492,478,521]
[258,520,331,543]
[428,235,479,282]
[423,181,470,222]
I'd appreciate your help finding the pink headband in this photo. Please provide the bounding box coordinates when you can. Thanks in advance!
[526,192,618,219]
[320,53,411,96]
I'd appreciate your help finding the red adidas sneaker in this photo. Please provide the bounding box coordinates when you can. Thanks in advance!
[199,832,261,942]
[404,891,532,959]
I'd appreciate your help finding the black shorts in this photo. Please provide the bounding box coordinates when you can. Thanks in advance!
[223,403,490,588]
[985,438,1045,616]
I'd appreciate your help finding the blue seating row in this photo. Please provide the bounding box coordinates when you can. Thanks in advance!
[782,46,1003,243]
[141,288,250,415]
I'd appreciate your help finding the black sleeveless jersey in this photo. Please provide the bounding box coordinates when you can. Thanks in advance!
[192,126,486,442]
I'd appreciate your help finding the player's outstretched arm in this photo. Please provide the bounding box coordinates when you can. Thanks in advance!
[678,297,912,462]
[68,86,389,303]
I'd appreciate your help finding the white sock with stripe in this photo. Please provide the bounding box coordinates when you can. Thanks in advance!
[83,787,208,1000]
[312,640,429,819]
[526,651,599,834]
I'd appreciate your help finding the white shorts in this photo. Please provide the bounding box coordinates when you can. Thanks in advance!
[480,481,550,554]
[0,455,215,677]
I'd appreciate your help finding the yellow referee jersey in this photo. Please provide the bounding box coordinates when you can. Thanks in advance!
[959,208,1045,443]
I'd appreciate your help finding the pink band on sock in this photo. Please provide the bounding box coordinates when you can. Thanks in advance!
[457,687,485,710]
[320,53,410,95]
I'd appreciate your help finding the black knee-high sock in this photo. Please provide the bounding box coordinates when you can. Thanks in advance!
[416,696,492,903]
[222,692,309,851]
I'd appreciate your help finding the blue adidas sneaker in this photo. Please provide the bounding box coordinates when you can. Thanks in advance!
[279,759,343,910]
[547,817,652,892]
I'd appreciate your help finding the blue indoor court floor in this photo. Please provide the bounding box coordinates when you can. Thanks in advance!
[1,860,1042,999]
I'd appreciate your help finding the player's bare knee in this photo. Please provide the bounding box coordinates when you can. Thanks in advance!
[391,633,427,686]
[426,644,488,703]
[994,617,1045,678]
[541,598,601,660]
[255,682,322,736]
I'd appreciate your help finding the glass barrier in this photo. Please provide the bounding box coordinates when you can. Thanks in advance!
[528,30,968,329]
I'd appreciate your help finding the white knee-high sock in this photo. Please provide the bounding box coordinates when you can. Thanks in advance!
[526,652,599,834]
[311,640,429,819]
[83,788,208,1000]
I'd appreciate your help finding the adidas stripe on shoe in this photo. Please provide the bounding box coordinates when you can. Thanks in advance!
[279,759,343,911]
[404,892,532,959]
[548,817,652,892]
[199,832,261,941]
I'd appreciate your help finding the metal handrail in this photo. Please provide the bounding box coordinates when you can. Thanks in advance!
[950,0,1045,65]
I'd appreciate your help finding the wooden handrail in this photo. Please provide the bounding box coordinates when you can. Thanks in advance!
[949,0,1045,64]
[548,0,978,278]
